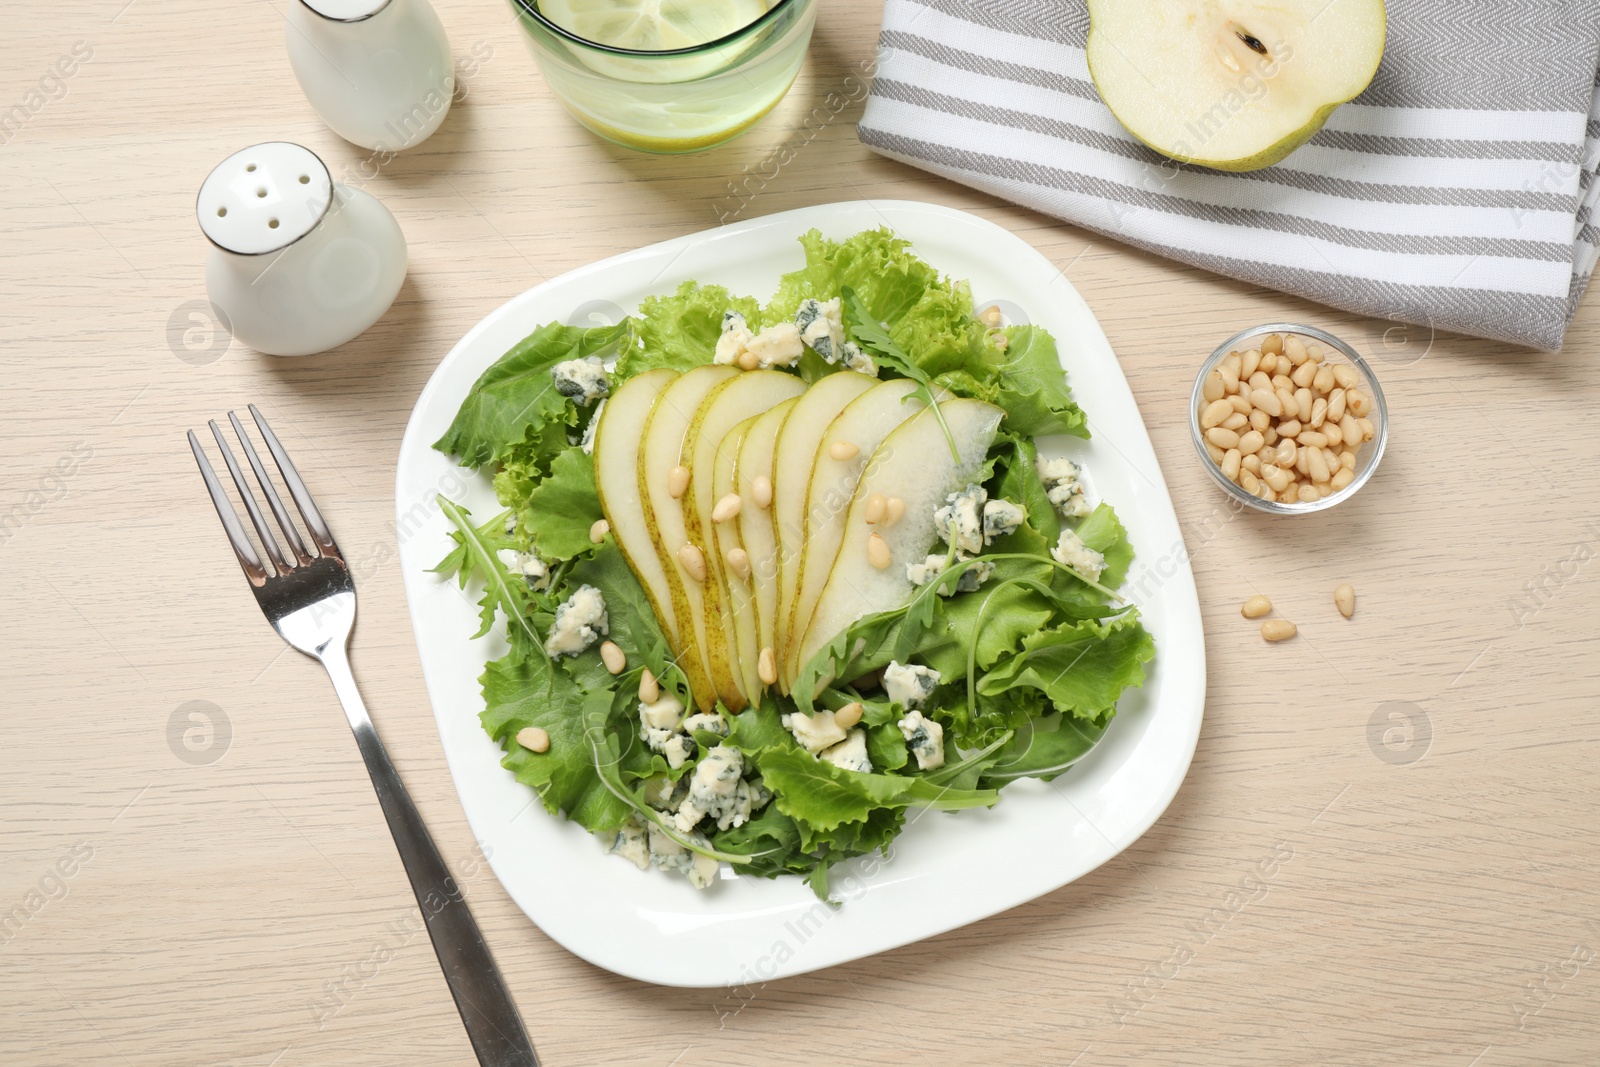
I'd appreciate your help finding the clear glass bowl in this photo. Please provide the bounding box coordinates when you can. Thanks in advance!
[508,0,818,154]
[1189,323,1389,515]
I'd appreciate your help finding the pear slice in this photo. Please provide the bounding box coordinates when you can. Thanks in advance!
[734,396,797,696]
[795,398,1005,689]
[781,378,932,684]
[593,368,680,647]
[1086,0,1386,171]
[638,364,737,711]
[768,370,877,683]
[712,415,762,701]
[683,370,807,709]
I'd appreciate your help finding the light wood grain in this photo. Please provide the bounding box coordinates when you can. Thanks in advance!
[4,2,1599,1065]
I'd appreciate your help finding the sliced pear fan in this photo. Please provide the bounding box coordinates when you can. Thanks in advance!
[733,397,796,694]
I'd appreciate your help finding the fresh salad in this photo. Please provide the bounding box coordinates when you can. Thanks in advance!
[432,228,1155,900]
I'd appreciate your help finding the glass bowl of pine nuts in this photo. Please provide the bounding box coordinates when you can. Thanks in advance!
[1190,323,1388,514]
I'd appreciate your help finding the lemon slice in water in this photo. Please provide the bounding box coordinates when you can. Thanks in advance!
[539,0,770,81]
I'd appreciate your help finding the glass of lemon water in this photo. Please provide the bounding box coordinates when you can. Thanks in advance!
[510,0,818,153]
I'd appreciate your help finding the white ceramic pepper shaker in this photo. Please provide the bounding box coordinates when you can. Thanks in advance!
[286,0,454,152]
[197,142,407,357]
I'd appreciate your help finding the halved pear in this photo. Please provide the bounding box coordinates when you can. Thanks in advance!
[1086,0,1386,171]
[637,365,737,711]
[593,368,680,646]
[683,370,806,709]
[734,396,797,695]
[782,378,933,684]
[795,398,1005,689]
[768,371,877,680]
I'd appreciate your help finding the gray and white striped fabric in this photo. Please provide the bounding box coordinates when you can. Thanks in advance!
[857,0,1600,351]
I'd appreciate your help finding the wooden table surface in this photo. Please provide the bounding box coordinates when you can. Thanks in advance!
[5,2,1598,1064]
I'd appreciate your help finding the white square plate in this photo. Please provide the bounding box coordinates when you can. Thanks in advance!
[395,200,1205,987]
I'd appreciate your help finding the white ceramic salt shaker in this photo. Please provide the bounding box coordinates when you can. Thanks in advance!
[197,142,407,357]
[286,0,454,152]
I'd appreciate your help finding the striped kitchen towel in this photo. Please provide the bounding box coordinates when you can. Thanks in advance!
[857,0,1600,351]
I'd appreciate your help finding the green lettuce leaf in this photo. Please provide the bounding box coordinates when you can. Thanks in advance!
[978,615,1155,721]
[435,321,629,468]
[617,281,761,378]
[995,326,1087,438]
[519,446,604,562]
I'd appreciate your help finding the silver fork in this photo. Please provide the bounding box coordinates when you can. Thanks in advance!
[188,404,537,1067]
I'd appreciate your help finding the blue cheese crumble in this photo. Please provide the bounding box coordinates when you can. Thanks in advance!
[884,660,940,709]
[673,745,767,833]
[645,824,718,887]
[1052,528,1106,583]
[681,712,729,738]
[982,498,1026,543]
[580,397,606,454]
[897,710,945,770]
[551,356,609,406]
[795,297,844,363]
[746,321,804,368]
[906,553,994,596]
[714,310,753,365]
[1037,456,1091,518]
[544,584,607,657]
[820,729,873,774]
[608,816,650,870]
[934,484,987,556]
[839,341,877,376]
[781,708,849,754]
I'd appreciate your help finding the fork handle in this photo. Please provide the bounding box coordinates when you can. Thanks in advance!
[320,642,538,1067]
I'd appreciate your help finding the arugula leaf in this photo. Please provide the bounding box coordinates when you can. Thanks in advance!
[520,446,604,562]
[980,713,1110,784]
[618,281,761,378]
[435,321,629,468]
[435,499,547,650]
[841,286,960,463]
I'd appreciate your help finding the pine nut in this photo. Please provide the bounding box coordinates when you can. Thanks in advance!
[758,647,778,686]
[1262,427,1278,447]
[1250,389,1281,417]
[1296,484,1319,504]
[1236,430,1264,456]
[1248,371,1272,394]
[1298,430,1328,449]
[1294,387,1313,421]
[1358,417,1375,442]
[1340,450,1356,470]
[1203,371,1225,403]
[1310,396,1328,428]
[981,305,1002,327]
[834,701,864,729]
[738,349,760,371]
[864,493,887,524]
[829,440,860,461]
[1332,364,1358,390]
[1261,333,1283,356]
[886,497,906,526]
[1258,444,1275,464]
[1308,446,1330,484]
[1221,448,1242,481]
[1240,350,1261,379]
[1241,453,1261,475]
[1340,414,1363,445]
[1330,467,1355,491]
[1222,412,1248,432]
[589,519,610,543]
[751,474,773,509]
[516,726,550,753]
[1220,365,1240,392]
[1305,343,1324,364]
[1229,394,1253,414]
[1324,421,1343,448]
[1334,582,1355,618]
[866,532,892,569]
[1295,448,1311,477]
[1262,464,1292,492]
[726,546,751,580]
[1291,361,1317,388]
[639,668,660,703]
[1240,469,1262,495]
[1260,353,1280,375]
[1278,418,1302,438]
[1347,389,1371,417]
[1326,388,1346,423]
[712,493,742,523]
[1248,409,1270,432]
[678,543,707,582]
[1284,335,1308,365]
[1223,352,1242,377]
[1324,449,1341,475]
[1275,439,1297,467]
[1242,595,1272,618]
[668,465,690,499]
[1272,374,1294,392]
[1261,619,1296,642]
[1205,427,1239,449]
[1201,398,1234,429]
[1313,365,1336,394]
[1276,388,1298,417]
[1206,440,1226,463]
[600,641,626,674]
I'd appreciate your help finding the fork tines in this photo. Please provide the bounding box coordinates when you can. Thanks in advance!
[188,404,339,584]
